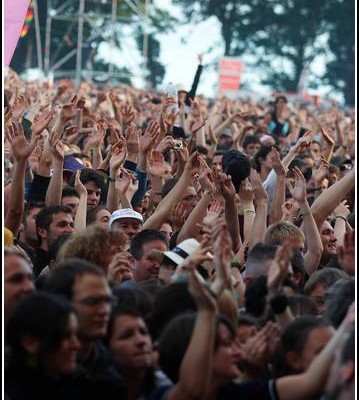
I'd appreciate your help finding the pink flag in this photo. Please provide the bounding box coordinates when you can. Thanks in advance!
[4,0,31,66]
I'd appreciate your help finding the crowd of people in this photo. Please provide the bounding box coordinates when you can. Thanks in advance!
[3,56,355,400]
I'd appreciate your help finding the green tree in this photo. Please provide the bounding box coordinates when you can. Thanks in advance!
[174,0,354,102]
[323,0,355,105]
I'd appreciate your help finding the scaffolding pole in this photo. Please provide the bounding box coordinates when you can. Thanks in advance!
[75,0,85,86]
[33,0,43,71]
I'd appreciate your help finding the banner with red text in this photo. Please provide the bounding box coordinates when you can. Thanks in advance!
[218,57,244,92]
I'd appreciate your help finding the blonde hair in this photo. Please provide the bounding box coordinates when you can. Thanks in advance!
[56,225,128,271]
[264,221,305,246]
[4,245,33,268]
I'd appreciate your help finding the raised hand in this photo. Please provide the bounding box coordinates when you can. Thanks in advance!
[184,151,203,177]
[160,107,177,136]
[199,166,216,194]
[286,166,306,203]
[12,93,28,120]
[74,169,87,197]
[267,241,293,295]
[270,147,286,176]
[107,252,133,284]
[48,133,65,162]
[125,122,140,155]
[59,95,79,122]
[239,178,254,205]
[210,219,233,296]
[5,120,39,162]
[294,130,313,153]
[156,135,175,153]
[115,168,134,195]
[332,199,351,219]
[139,120,160,153]
[187,269,217,312]
[86,121,106,149]
[120,104,136,125]
[337,230,355,276]
[312,157,329,184]
[170,202,188,228]
[249,169,268,202]
[149,150,167,177]
[32,110,54,136]
[109,139,127,174]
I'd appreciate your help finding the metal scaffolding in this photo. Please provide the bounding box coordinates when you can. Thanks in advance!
[43,0,151,86]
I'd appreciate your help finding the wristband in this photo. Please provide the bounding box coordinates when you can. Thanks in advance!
[334,215,347,222]
[107,176,116,183]
[243,209,255,214]
[270,292,288,314]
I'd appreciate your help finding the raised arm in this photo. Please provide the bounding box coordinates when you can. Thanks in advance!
[177,167,216,243]
[143,152,201,230]
[215,172,241,253]
[167,270,217,400]
[248,169,268,250]
[45,133,65,206]
[73,170,88,232]
[310,168,355,229]
[287,167,323,275]
[268,148,286,225]
[4,120,39,235]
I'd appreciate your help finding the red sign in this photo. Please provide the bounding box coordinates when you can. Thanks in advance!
[218,57,244,92]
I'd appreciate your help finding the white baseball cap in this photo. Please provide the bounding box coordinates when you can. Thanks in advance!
[109,208,144,228]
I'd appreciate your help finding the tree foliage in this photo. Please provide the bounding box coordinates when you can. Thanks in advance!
[174,0,354,104]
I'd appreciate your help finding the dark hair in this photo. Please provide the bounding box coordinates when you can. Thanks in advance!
[242,135,261,149]
[275,95,288,104]
[69,168,105,188]
[237,314,258,328]
[253,145,274,172]
[245,243,277,278]
[22,201,45,228]
[129,230,168,261]
[35,205,73,233]
[112,286,154,324]
[106,304,156,395]
[287,294,317,316]
[149,282,196,340]
[48,233,73,263]
[42,258,105,300]
[274,315,331,376]
[68,168,106,203]
[106,305,142,345]
[158,313,235,383]
[304,268,349,296]
[6,292,75,367]
[191,145,208,155]
[324,278,355,328]
[62,186,80,200]
[86,205,110,226]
